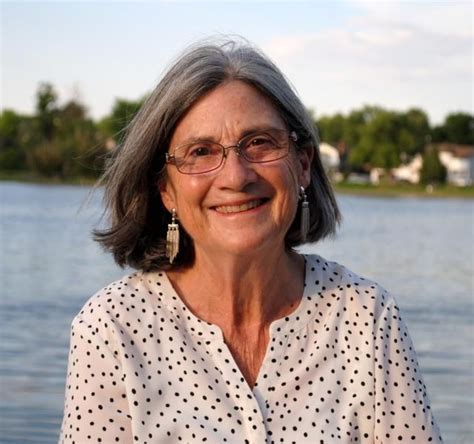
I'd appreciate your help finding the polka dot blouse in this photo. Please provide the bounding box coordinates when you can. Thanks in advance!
[59,255,442,443]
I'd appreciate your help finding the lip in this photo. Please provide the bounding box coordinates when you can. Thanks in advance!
[211,198,269,214]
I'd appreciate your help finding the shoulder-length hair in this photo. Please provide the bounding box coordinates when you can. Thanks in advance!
[94,38,340,271]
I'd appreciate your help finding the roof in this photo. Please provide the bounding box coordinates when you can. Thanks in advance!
[429,143,474,158]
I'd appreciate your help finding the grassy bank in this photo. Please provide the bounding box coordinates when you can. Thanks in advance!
[334,182,474,199]
[2,170,474,199]
[0,171,98,186]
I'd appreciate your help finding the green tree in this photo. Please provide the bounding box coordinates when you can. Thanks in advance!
[98,97,145,141]
[27,140,65,176]
[0,110,24,170]
[55,99,103,177]
[0,110,37,170]
[345,107,431,171]
[431,112,474,144]
[27,93,104,178]
[349,108,402,170]
[430,125,446,143]
[35,82,59,141]
[420,148,446,184]
[317,113,345,145]
[343,109,366,148]
[400,108,430,156]
[443,113,474,144]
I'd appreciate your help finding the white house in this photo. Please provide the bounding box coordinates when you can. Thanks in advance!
[392,154,423,184]
[390,144,474,186]
[437,145,474,186]
[319,142,340,172]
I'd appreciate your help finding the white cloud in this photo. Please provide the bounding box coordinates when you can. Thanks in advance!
[348,0,472,38]
[263,2,473,124]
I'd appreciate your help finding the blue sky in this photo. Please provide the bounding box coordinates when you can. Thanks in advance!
[2,1,472,125]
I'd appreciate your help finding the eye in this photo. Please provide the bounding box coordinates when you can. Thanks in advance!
[245,134,278,152]
[185,143,219,158]
[190,146,211,157]
[248,135,272,147]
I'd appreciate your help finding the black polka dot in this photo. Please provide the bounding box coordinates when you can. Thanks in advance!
[59,255,443,443]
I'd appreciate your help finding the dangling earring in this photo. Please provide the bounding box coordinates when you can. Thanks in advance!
[166,209,179,264]
[299,186,310,242]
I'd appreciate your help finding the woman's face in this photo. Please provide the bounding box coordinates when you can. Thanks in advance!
[160,80,312,259]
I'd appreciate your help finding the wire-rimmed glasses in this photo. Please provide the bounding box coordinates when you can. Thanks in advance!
[165,128,298,174]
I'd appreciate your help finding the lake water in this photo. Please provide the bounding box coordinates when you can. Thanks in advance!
[0,182,472,444]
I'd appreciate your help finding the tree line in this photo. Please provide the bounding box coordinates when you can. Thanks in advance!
[1,82,473,181]
[317,106,473,172]
[0,82,145,179]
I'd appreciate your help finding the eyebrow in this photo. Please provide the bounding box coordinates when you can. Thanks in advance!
[174,126,287,147]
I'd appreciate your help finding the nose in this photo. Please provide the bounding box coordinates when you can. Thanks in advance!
[217,146,257,190]
[222,144,242,159]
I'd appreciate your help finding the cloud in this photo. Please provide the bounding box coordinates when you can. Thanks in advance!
[348,0,472,38]
[262,2,473,124]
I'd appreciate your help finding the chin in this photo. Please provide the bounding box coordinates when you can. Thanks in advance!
[215,232,285,257]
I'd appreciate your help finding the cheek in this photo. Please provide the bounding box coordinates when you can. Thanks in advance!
[270,161,300,219]
[173,177,211,216]
[280,157,300,196]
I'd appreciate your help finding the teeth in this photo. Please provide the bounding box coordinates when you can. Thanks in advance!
[215,200,263,214]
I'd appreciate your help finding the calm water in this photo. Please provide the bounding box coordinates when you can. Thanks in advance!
[0,182,472,443]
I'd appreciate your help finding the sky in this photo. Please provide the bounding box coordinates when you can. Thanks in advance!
[1,0,473,125]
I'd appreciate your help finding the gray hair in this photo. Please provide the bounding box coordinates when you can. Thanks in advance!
[94,38,340,270]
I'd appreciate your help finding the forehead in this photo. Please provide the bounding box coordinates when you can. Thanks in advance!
[170,81,286,145]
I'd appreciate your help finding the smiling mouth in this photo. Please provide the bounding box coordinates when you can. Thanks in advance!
[213,199,268,214]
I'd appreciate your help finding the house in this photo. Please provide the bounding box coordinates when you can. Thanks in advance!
[346,172,371,184]
[319,142,340,171]
[391,154,423,184]
[391,144,474,186]
[319,142,341,182]
[436,144,474,186]
[370,167,387,185]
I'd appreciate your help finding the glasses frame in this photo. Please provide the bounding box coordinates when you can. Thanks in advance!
[165,129,298,175]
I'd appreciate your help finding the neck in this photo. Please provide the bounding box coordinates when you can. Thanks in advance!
[167,246,305,389]
[167,247,305,332]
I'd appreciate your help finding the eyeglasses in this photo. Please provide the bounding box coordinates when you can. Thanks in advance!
[166,128,298,174]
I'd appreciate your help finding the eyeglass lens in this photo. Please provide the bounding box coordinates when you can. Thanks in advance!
[171,129,291,174]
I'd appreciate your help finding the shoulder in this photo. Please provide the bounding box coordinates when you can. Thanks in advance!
[72,270,171,337]
[303,254,395,322]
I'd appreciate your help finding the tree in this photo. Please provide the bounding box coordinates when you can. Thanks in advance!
[98,97,146,141]
[27,140,65,176]
[317,113,345,145]
[53,99,104,177]
[420,148,446,184]
[349,108,402,170]
[430,125,447,143]
[343,109,366,148]
[443,113,474,144]
[27,92,104,178]
[400,108,430,156]
[0,110,37,170]
[0,110,24,170]
[35,82,59,141]
[431,112,474,144]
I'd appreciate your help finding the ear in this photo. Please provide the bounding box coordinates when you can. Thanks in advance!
[296,144,314,188]
[158,177,177,213]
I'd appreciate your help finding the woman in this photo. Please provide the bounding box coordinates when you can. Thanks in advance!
[60,40,442,443]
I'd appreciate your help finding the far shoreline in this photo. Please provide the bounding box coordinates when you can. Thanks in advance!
[333,182,474,199]
[1,171,474,199]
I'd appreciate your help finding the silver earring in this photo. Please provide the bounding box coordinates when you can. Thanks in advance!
[166,209,179,264]
[299,186,310,242]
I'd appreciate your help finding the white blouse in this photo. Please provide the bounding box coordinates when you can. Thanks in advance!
[59,255,442,443]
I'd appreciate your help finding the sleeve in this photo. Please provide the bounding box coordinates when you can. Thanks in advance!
[373,299,443,443]
[58,316,132,443]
